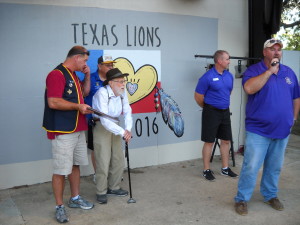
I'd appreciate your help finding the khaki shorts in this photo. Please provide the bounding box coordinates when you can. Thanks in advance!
[52,131,88,175]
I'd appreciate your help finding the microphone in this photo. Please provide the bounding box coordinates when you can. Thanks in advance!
[271,61,279,66]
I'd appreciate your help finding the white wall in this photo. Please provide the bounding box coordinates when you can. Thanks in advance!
[282,50,300,80]
[0,0,249,189]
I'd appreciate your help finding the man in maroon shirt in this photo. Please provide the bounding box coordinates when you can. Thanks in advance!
[43,46,94,223]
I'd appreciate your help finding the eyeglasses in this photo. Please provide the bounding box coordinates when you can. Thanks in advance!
[68,51,90,57]
[268,39,282,44]
[265,39,282,47]
[111,80,126,84]
[77,51,90,56]
[264,39,282,49]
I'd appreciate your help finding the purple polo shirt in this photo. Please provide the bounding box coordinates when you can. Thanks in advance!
[195,67,233,109]
[243,60,300,139]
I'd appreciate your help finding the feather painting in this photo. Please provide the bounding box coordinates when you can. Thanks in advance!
[155,87,184,137]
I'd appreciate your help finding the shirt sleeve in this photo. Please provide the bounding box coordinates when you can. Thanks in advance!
[92,88,125,136]
[230,73,234,93]
[242,65,258,86]
[122,91,133,132]
[195,74,209,95]
[46,70,65,98]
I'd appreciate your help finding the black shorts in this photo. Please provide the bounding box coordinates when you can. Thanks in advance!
[201,104,232,143]
[87,124,94,150]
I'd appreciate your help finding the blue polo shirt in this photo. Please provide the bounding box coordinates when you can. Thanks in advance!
[195,67,233,109]
[243,60,300,139]
[85,70,104,120]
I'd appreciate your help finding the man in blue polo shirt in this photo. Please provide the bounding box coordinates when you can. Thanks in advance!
[85,55,115,182]
[234,39,300,216]
[195,50,238,181]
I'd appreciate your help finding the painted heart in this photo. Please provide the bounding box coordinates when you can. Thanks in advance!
[114,57,158,104]
[126,82,138,96]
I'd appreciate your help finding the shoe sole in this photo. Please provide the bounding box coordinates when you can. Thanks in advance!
[56,211,69,223]
[264,201,284,211]
[235,205,248,216]
[202,176,215,182]
[68,204,94,210]
[235,210,248,216]
[220,172,238,178]
[106,193,128,197]
[96,195,108,204]
[97,200,107,204]
[56,218,69,223]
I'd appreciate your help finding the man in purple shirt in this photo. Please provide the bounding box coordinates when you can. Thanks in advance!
[195,50,238,181]
[234,39,300,216]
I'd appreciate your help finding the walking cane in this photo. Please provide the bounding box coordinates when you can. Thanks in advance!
[125,141,136,203]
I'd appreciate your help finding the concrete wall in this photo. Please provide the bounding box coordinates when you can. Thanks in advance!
[0,0,249,189]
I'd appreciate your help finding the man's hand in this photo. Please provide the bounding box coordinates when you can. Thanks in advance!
[78,104,93,115]
[268,58,280,75]
[82,65,90,76]
[194,92,204,108]
[82,65,91,97]
[123,130,132,143]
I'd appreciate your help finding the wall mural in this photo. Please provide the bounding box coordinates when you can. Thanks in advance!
[115,57,158,104]
[0,3,217,166]
[80,50,184,138]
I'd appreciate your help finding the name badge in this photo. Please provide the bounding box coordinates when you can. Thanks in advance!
[213,78,219,81]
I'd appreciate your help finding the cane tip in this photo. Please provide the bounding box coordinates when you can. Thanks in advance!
[127,198,136,204]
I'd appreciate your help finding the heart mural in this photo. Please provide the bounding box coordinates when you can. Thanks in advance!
[126,82,138,95]
[114,57,158,104]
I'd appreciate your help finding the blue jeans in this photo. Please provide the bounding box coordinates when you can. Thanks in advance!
[235,131,289,202]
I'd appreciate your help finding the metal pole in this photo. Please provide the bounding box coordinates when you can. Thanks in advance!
[194,54,261,61]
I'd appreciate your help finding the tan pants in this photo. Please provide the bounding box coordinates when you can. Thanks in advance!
[93,122,124,195]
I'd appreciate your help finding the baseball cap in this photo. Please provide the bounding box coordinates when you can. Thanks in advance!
[263,38,283,49]
[98,55,116,64]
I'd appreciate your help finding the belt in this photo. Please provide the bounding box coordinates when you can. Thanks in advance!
[204,103,229,112]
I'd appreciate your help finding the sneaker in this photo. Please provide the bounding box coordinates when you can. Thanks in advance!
[235,201,248,216]
[221,167,238,178]
[265,197,284,211]
[203,169,215,181]
[107,188,128,196]
[68,196,94,210]
[55,206,69,223]
[96,194,107,204]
